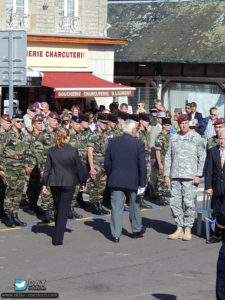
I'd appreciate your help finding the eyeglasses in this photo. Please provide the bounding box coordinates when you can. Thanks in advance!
[211,114,217,116]
[15,120,23,123]
[63,119,69,123]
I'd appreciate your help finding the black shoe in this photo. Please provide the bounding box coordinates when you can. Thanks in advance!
[132,227,146,239]
[71,206,83,219]
[42,210,51,223]
[206,236,221,244]
[52,241,63,246]
[140,200,152,209]
[112,237,120,243]
[1,212,16,228]
[92,202,110,215]
[25,208,36,215]
[98,202,110,215]
[12,213,27,226]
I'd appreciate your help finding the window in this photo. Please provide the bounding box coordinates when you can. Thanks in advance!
[6,0,28,15]
[6,0,29,29]
[58,0,79,33]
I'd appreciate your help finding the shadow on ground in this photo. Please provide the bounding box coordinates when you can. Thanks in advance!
[152,293,177,300]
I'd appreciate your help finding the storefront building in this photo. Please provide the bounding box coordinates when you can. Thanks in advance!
[0,0,134,113]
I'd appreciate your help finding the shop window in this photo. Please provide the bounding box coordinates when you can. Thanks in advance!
[6,0,29,30]
[58,0,80,33]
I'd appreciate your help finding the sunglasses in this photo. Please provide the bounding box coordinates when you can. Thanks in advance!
[15,120,23,123]
[211,114,217,116]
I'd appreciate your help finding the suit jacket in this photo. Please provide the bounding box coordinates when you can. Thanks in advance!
[104,133,147,190]
[43,144,88,187]
[188,111,203,123]
[205,145,225,196]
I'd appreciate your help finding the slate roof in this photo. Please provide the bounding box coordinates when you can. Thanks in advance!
[108,1,225,63]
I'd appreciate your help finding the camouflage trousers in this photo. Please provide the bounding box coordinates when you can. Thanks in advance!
[40,189,53,211]
[170,179,197,228]
[71,185,80,207]
[89,162,107,203]
[4,167,25,213]
[156,171,168,197]
[149,161,158,197]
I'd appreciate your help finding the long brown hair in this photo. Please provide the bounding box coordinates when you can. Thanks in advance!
[55,128,69,148]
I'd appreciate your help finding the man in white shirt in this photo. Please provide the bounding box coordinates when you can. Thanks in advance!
[23,105,36,132]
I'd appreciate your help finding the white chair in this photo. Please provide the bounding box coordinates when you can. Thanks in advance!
[195,192,213,241]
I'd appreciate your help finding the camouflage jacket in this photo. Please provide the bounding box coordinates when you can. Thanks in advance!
[77,129,90,165]
[36,127,55,171]
[155,131,171,163]
[114,125,123,137]
[26,131,43,169]
[207,135,218,152]
[106,128,117,139]
[137,127,150,156]
[87,129,109,162]
[69,129,79,148]
[0,128,28,169]
[164,130,206,179]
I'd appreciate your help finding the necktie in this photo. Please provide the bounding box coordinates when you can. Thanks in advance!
[221,148,225,168]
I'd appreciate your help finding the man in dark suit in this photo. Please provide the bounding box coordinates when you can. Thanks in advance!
[205,127,225,243]
[104,120,147,243]
[188,102,203,124]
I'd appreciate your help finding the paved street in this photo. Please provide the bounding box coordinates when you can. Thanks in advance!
[0,201,219,300]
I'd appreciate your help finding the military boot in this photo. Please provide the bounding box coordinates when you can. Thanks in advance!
[168,226,184,240]
[42,210,51,223]
[98,202,110,215]
[68,206,74,219]
[71,206,83,219]
[12,213,27,226]
[1,212,16,228]
[182,227,192,241]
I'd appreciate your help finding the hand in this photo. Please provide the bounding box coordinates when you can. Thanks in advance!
[147,125,151,133]
[0,171,6,183]
[206,189,213,196]
[158,164,164,174]
[25,167,31,175]
[90,168,97,180]
[164,176,170,187]
[40,171,44,177]
[43,185,49,195]
[80,185,84,192]
[192,176,201,185]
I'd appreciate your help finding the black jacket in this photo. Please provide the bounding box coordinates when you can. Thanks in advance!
[104,133,147,190]
[43,144,88,187]
[205,146,225,197]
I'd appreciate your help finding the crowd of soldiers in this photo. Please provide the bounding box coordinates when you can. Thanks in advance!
[0,98,224,231]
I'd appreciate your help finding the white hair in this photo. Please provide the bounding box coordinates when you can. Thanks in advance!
[122,120,136,133]
[219,127,225,137]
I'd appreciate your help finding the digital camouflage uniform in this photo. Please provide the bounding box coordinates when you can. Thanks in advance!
[88,129,109,203]
[0,128,27,214]
[26,130,43,211]
[164,131,206,228]
[136,127,151,187]
[155,131,171,197]
[37,128,55,210]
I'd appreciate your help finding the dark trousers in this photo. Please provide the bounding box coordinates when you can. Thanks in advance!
[216,242,225,300]
[50,186,75,244]
[0,178,6,218]
[212,195,224,219]
[27,166,42,210]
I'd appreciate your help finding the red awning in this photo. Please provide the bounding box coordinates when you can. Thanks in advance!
[42,72,135,98]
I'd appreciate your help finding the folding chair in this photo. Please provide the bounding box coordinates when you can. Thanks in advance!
[195,191,213,241]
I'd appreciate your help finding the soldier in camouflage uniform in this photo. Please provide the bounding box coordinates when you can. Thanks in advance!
[136,113,152,208]
[207,118,225,152]
[25,115,44,215]
[0,114,28,227]
[88,113,110,215]
[107,114,117,138]
[155,118,171,205]
[37,112,59,222]
[114,111,129,137]
[69,115,83,219]
[0,115,12,219]
[129,114,140,129]
[164,114,206,241]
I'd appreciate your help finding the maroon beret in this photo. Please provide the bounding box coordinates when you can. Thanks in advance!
[32,116,43,122]
[98,113,108,123]
[49,112,59,120]
[178,114,189,124]
[1,114,12,123]
[214,118,225,125]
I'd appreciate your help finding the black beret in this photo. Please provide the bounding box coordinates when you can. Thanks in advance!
[162,118,172,125]
[98,113,108,123]
[71,116,81,123]
[79,114,89,122]
[108,114,117,123]
[118,110,129,120]
[13,113,23,119]
[139,113,150,122]
[129,114,139,122]
[150,106,158,112]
